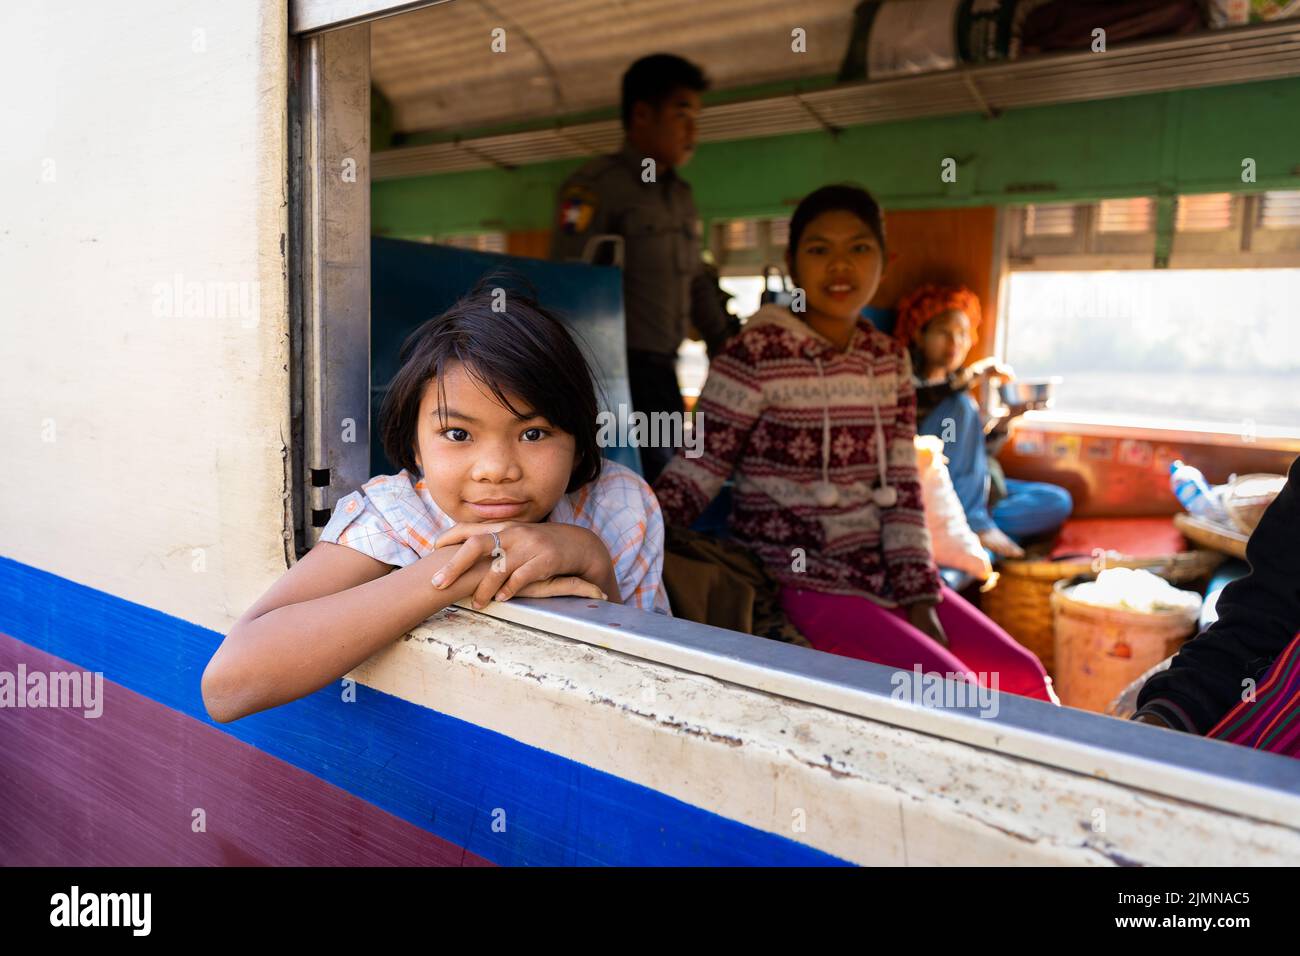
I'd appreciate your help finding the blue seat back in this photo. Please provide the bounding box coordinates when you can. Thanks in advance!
[370,236,641,477]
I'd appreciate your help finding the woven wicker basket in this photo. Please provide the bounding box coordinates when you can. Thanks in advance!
[981,549,1222,676]
[1052,577,1200,713]
[1172,512,1248,559]
[1222,473,1285,535]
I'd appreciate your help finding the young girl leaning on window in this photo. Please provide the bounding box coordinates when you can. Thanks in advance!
[654,184,1057,703]
[202,280,670,723]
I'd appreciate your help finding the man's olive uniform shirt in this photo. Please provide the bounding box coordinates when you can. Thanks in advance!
[550,141,728,357]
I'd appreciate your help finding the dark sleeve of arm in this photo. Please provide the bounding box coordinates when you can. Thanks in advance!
[690,269,732,347]
[1135,454,1300,734]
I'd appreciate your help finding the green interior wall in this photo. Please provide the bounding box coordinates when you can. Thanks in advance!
[371,77,1300,239]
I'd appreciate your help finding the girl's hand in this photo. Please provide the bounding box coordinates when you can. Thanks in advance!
[907,601,949,649]
[431,521,619,609]
[512,576,607,601]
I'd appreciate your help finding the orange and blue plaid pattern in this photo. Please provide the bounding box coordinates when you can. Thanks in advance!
[319,460,670,615]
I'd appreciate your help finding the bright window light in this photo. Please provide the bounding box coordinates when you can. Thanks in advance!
[1002,269,1300,433]
[719,275,771,318]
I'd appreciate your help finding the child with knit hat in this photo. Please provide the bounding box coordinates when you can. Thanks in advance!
[895,283,1072,559]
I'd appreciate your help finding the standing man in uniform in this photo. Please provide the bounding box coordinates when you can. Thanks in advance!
[550,53,737,484]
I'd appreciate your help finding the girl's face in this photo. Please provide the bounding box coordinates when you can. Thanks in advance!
[412,362,577,524]
[789,210,884,324]
[918,309,973,375]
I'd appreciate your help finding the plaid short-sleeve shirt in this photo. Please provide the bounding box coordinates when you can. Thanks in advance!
[319,460,670,615]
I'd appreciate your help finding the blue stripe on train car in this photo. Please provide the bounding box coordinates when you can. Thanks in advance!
[0,556,851,866]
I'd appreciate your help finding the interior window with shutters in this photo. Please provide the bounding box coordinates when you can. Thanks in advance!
[1024,203,1077,237]
[1175,193,1235,232]
[1097,197,1153,234]
[1259,190,1300,229]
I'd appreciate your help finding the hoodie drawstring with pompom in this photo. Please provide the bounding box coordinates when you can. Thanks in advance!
[813,356,896,509]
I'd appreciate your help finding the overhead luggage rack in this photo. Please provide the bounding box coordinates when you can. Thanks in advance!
[372,20,1300,180]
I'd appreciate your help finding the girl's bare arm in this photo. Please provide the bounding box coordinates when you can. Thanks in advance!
[201,542,491,723]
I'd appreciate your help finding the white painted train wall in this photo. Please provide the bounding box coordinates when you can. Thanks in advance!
[0,0,290,635]
[3,1,1298,866]
[365,607,1300,865]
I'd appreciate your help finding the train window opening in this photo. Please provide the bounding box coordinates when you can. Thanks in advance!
[287,2,1300,774]
[710,218,790,276]
[675,272,776,406]
[768,216,790,248]
[1096,198,1153,235]
[1002,194,1300,436]
[1023,203,1078,238]
[431,231,508,252]
[1001,268,1300,434]
[723,219,758,251]
[1176,193,1235,232]
[1260,190,1300,229]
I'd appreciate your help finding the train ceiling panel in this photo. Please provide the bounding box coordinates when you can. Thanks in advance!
[369,0,849,134]
[370,12,1300,180]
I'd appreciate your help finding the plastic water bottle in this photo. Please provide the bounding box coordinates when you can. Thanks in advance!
[1169,460,1226,522]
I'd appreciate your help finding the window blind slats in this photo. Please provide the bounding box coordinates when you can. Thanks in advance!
[1260,191,1300,230]
[1175,193,1234,232]
[1024,203,1077,237]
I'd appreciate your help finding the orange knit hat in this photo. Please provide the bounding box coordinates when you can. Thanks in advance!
[893,283,981,349]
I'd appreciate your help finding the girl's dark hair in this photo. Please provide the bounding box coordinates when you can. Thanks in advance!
[379,275,603,494]
[784,183,888,282]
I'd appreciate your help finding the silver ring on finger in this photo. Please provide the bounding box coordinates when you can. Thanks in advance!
[489,531,507,573]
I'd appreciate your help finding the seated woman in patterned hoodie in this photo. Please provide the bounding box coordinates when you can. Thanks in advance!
[653,184,1057,703]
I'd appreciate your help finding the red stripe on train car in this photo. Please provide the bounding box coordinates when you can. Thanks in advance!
[0,631,493,866]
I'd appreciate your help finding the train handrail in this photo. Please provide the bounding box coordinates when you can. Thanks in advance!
[467,595,1300,829]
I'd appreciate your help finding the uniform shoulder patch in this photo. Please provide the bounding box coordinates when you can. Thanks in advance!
[558,182,599,234]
